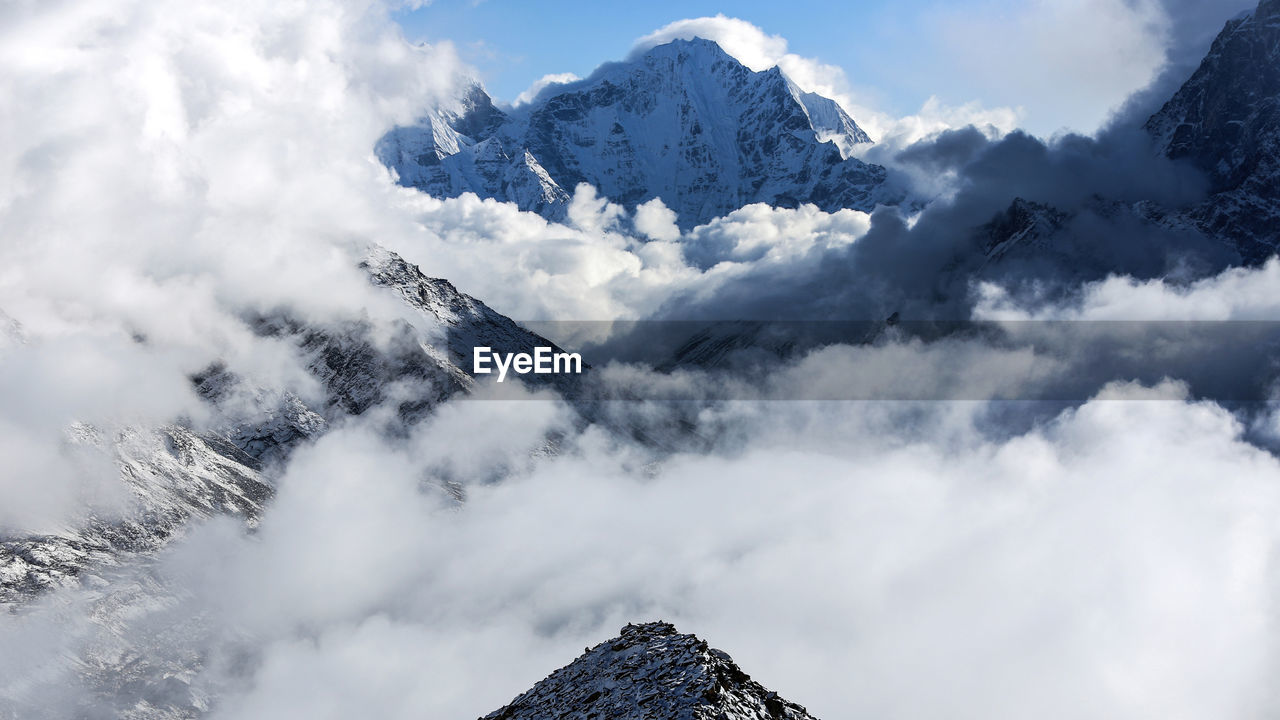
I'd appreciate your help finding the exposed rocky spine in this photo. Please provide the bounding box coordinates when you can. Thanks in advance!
[483,622,819,720]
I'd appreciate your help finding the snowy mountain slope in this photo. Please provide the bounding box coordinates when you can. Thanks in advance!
[209,246,571,446]
[361,246,575,380]
[1145,0,1280,262]
[0,424,270,605]
[376,86,572,221]
[379,38,890,230]
[1,247,566,608]
[1,247,577,715]
[192,366,328,467]
[797,90,872,159]
[483,622,819,720]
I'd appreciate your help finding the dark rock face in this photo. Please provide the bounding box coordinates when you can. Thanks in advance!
[968,193,1236,293]
[379,38,890,230]
[1145,0,1280,261]
[980,197,1070,261]
[452,83,508,142]
[482,622,819,720]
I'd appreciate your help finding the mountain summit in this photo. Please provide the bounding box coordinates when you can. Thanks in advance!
[1145,0,1280,261]
[378,38,890,229]
[482,622,819,720]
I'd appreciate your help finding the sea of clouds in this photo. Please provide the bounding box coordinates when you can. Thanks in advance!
[2,0,1279,719]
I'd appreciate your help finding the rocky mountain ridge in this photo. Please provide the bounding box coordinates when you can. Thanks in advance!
[1,246,560,608]
[483,622,819,720]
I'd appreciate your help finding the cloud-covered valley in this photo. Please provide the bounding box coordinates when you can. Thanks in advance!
[3,0,1280,719]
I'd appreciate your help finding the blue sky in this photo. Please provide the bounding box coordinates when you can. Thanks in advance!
[395,0,1252,137]
[394,0,938,113]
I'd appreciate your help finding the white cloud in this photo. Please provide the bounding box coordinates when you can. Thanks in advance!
[928,0,1173,136]
[512,72,581,107]
[375,189,879,325]
[632,15,790,73]
[11,376,1280,719]
[632,198,680,242]
[0,0,472,529]
[682,203,871,270]
[871,96,1024,150]
[975,257,1280,321]
[566,183,626,236]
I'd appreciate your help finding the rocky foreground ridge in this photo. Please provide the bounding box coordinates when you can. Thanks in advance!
[483,622,819,720]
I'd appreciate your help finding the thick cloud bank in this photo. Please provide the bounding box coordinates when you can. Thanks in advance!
[0,0,474,530]
[7,382,1280,720]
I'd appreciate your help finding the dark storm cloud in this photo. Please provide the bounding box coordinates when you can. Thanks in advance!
[649,121,1221,324]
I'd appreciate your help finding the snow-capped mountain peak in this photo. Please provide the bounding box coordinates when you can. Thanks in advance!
[378,37,890,230]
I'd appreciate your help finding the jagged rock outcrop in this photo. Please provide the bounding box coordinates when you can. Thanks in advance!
[379,38,891,230]
[483,622,819,720]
